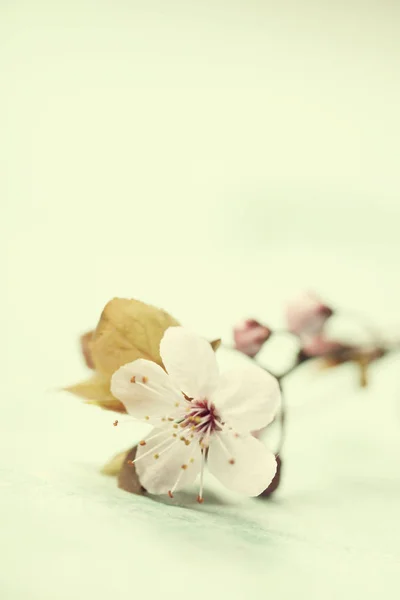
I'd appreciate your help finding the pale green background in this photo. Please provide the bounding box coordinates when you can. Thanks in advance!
[2,1,400,599]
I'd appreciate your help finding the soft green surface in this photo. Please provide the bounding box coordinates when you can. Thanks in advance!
[2,2,400,599]
[2,346,400,599]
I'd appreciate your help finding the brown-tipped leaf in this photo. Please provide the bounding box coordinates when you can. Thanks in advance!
[101,449,131,476]
[80,330,95,369]
[90,298,180,376]
[65,373,126,413]
[210,338,222,351]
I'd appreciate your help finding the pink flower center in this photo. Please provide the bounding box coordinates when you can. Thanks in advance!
[182,398,222,440]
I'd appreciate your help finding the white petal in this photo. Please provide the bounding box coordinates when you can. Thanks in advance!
[207,431,277,496]
[135,426,202,494]
[211,366,280,433]
[110,359,184,420]
[160,327,219,399]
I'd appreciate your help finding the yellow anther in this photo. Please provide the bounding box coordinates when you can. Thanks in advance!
[173,433,177,438]
[154,454,159,460]
[139,440,146,446]
[181,464,188,470]
[145,416,150,421]
[130,376,136,383]
[189,458,195,463]
[142,376,148,383]
[168,417,174,422]
[173,424,178,429]
[175,402,180,407]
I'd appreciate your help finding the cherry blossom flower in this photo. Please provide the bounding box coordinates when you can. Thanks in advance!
[233,319,272,358]
[111,327,280,502]
[286,291,333,339]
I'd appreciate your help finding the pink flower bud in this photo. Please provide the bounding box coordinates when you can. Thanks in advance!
[286,292,333,338]
[233,319,272,358]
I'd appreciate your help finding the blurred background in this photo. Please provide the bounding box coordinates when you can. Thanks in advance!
[2,1,400,599]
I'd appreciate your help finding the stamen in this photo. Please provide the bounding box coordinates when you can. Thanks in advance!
[132,435,174,464]
[215,421,226,432]
[113,420,119,427]
[167,445,197,499]
[179,426,196,439]
[215,433,235,465]
[139,428,169,445]
[130,376,136,383]
[139,413,180,428]
[134,380,181,406]
[156,437,182,459]
[135,423,194,464]
[169,468,185,497]
[197,449,205,504]
[154,454,159,459]
[139,440,146,446]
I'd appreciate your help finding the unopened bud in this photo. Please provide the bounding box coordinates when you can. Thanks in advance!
[233,319,272,358]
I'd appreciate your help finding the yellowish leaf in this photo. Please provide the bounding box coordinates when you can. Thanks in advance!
[68,298,221,414]
[80,330,95,369]
[90,298,180,376]
[210,338,221,351]
[101,449,130,476]
[65,373,126,413]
